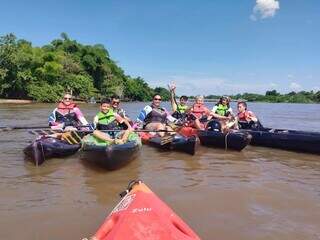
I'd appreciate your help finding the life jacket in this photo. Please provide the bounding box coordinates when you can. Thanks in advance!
[237,110,254,122]
[96,109,119,130]
[144,105,167,125]
[214,104,229,116]
[55,102,78,127]
[191,103,208,119]
[177,104,188,113]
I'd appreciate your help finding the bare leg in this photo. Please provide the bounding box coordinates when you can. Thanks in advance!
[145,123,166,137]
[115,129,131,144]
[93,130,114,143]
[194,119,204,130]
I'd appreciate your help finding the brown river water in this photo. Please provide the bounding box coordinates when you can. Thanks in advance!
[0,102,320,240]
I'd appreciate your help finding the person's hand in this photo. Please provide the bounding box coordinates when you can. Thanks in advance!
[64,126,77,131]
[51,123,64,130]
[168,83,176,91]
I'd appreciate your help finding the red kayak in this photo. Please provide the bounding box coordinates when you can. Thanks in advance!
[90,180,201,240]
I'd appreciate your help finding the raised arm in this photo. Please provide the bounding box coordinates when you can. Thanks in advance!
[74,107,89,125]
[168,84,178,112]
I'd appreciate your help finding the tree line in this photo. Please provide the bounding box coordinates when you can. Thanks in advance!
[205,90,320,103]
[0,33,170,102]
[1,33,318,104]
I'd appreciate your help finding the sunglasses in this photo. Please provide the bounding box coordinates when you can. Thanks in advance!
[112,101,120,105]
[64,97,72,100]
[153,98,162,101]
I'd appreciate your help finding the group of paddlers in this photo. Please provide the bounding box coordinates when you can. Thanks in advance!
[48,86,261,144]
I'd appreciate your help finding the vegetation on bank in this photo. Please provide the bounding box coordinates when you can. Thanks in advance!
[0,33,170,102]
[1,33,318,104]
[205,90,320,103]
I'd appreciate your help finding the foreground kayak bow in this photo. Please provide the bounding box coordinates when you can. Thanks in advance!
[87,180,201,240]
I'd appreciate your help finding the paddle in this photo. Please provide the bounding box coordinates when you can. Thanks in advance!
[0,125,52,131]
[28,128,177,135]
[0,124,92,132]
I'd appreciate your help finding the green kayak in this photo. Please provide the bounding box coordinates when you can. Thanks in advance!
[81,132,141,170]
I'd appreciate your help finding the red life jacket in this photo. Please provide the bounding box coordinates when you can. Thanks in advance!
[237,110,253,122]
[191,104,208,119]
[55,102,79,126]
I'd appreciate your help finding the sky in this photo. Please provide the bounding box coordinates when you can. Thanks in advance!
[0,0,319,96]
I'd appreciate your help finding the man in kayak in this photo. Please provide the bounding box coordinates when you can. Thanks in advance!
[111,95,130,120]
[186,95,211,130]
[168,83,189,119]
[93,98,132,144]
[236,101,262,129]
[136,94,176,137]
[48,92,89,130]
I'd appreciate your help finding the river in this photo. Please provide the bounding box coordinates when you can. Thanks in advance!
[0,102,320,240]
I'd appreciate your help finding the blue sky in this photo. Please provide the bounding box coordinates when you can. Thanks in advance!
[0,0,319,95]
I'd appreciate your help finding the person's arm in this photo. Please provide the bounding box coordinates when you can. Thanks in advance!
[247,111,258,122]
[115,114,132,130]
[93,115,99,129]
[136,105,152,123]
[209,112,231,120]
[166,113,177,123]
[48,108,58,126]
[169,87,178,112]
[74,107,89,126]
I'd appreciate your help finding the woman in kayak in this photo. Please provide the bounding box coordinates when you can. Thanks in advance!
[207,96,236,132]
[136,94,176,137]
[236,101,262,129]
[187,95,211,130]
[48,92,89,130]
[93,98,132,144]
[168,83,189,119]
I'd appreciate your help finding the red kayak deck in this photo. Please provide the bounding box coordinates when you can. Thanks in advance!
[178,127,198,138]
[91,181,201,240]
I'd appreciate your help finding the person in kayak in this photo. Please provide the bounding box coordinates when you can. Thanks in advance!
[187,95,211,130]
[111,95,130,120]
[48,92,89,130]
[136,94,176,137]
[93,98,132,144]
[168,83,189,119]
[236,101,262,129]
[207,96,236,132]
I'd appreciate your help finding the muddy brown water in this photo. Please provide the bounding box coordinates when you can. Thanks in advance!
[0,102,320,240]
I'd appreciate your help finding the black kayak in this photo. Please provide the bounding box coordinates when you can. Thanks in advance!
[24,137,81,166]
[141,133,197,155]
[240,128,320,155]
[81,133,141,170]
[197,130,252,151]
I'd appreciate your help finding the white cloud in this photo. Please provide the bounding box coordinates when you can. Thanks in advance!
[250,0,280,21]
[289,82,302,92]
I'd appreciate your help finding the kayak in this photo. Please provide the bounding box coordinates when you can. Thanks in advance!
[241,128,320,155]
[88,180,201,240]
[179,127,251,151]
[81,133,141,170]
[140,132,197,155]
[24,136,81,166]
